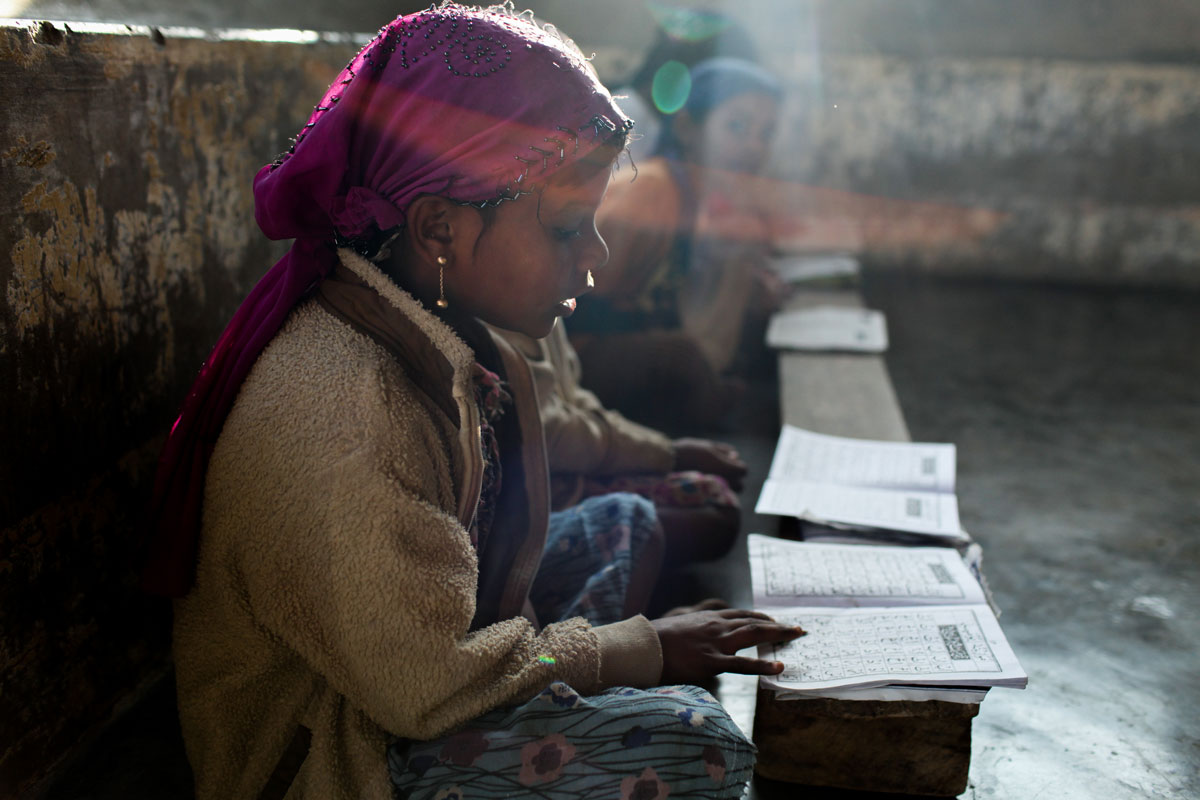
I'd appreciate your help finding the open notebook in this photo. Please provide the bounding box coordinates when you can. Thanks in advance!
[749,534,1027,695]
[766,306,888,353]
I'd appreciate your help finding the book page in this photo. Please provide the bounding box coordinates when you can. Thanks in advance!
[756,478,966,539]
[758,605,1028,692]
[769,254,860,284]
[748,535,986,609]
[765,307,888,353]
[767,426,956,493]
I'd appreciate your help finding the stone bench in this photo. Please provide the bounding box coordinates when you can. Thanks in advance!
[751,286,979,797]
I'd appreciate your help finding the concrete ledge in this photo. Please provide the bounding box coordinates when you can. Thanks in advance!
[754,283,979,795]
[754,686,978,796]
[778,290,910,441]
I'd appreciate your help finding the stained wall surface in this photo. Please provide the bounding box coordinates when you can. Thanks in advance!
[764,55,1200,286]
[0,22,359,796]
[6,2,1200,285]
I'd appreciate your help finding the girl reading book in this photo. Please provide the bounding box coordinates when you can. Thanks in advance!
[143,5,801,799]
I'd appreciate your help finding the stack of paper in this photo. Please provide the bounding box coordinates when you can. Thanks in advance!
[755,426,967,542]
[749,535,1027,697]
[766,307,888,353]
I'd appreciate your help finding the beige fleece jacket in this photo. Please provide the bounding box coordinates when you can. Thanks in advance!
[496,323,676,509]
[173,252,662,800]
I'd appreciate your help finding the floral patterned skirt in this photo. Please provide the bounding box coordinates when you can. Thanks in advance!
[387,493,756,799]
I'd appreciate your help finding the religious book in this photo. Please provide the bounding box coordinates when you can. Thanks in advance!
[765,306,888,353]
[749,534,1027,695]
[755,426,967,542]
[768,253,860,288]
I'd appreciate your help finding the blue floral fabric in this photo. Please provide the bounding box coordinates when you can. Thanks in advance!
[387,492,756,799]
[389,683,754,799]
[529,492,657,626]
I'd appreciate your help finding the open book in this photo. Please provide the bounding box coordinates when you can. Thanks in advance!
[765,306,888,353]
[755,426,967,542]
[768,253,860,287]
[750,534,1027,695]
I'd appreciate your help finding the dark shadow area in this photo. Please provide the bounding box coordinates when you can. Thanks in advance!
[41,674,192,800]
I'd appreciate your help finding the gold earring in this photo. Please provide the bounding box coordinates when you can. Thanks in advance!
[436,255,449,309]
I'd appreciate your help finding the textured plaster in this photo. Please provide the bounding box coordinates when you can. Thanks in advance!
[768,56,1200,285]
[0,21,351,797]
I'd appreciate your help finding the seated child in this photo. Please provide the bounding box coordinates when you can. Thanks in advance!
[142,7,802,800]
[495,320,747,564]
[570,57,785,431]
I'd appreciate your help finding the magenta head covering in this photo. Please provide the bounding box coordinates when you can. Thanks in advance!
[143,3,632,597]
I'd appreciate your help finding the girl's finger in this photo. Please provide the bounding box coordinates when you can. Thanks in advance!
[715,608,775,622]
[723,621,806,650]
[715,654,787,676]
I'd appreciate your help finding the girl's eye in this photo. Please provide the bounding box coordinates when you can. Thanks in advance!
[553,226,583,241]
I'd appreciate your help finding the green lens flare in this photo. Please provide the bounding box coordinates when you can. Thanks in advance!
[651,60,692,115]
[537,655,556,664]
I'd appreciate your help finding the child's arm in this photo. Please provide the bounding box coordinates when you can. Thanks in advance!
[208,356,634,741]
[532,324,676,477]
[231,435,622,741]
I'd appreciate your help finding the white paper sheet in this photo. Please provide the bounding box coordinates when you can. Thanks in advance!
[769,254,860,284]
[758,605,1028,692]
[748,535,986,609]
[766,307,888,353]
[756,478,965,539]
[767,426,957,493]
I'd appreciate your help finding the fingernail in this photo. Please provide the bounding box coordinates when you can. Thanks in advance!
[793,626,807,636]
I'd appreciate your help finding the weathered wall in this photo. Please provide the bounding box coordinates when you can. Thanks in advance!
[764,55,1200,286]
[9,2,1200,285]
[13,0,1200,64]
[0,21,358,797]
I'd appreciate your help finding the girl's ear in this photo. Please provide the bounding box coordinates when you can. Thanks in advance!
[406,195,484,267]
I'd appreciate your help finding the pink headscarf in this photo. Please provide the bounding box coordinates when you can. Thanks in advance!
[143,3,631,596]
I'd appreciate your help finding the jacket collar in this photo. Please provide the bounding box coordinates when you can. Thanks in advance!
[318,250,476,421]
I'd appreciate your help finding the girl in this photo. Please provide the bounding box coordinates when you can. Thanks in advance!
[143,6,801,800]
[570,57,785,432]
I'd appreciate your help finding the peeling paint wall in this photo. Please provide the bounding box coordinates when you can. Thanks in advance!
[0,22,355,797]
[764,56,1200,285]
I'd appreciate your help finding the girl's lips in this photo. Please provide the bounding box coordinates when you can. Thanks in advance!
[557,297,577,315]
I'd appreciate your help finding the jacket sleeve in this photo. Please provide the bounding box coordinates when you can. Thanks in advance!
[505,326,676,479]
[227,357,611,741]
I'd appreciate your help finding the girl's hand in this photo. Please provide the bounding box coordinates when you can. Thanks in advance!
[672,438,748,491]
[651,609,805,684]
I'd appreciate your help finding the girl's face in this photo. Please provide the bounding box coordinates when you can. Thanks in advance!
[698,91,779,174]
[451,164,612,339]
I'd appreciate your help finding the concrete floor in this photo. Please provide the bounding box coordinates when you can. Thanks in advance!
[699,273,1200,799]
[41,273,1199,798]
[867,274,1200,800]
